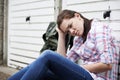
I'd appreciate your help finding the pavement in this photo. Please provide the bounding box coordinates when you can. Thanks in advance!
[0,65,18,76]
[0,64,18,80]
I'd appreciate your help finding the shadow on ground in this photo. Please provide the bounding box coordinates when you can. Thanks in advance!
[0,71,10,80]
[0,65,18,80]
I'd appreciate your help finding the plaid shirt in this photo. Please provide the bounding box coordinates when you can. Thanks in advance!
[67,19,120,80]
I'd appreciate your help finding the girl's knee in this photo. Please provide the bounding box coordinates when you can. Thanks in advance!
[42,50,53,54]
[41,50,55,58]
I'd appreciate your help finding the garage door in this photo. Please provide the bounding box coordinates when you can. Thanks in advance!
[8,0,55,68]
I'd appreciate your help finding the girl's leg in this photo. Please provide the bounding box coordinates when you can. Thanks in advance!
[8,66,29,80]
[20,50,93,80]
[44,50,93,80]
[8,51,59,80]
[43,70,60,80]
[8,66,59,80]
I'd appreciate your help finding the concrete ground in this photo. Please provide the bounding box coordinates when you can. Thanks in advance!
[0,65,18,80]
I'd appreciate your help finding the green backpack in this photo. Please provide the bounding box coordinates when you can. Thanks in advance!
[40,22,74,53]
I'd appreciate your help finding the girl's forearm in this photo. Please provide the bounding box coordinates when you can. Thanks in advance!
[82,62,112,73]
[57,34,66,57]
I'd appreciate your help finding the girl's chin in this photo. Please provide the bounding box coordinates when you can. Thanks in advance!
[70,33,81,36]
[76,33,82,36]
[73,34,81,36]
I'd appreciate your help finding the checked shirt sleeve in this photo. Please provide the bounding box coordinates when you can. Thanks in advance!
[67,37,83,62]
[95,24,114,64]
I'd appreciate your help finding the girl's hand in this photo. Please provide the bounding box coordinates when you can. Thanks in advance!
[56,27,66,36]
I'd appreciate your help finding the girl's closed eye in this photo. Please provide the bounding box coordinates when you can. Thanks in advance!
[68,22,73,29]
[66,22,73,33]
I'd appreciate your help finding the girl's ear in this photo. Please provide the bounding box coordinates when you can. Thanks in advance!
[74,13,83,20]
[74,13,80,18]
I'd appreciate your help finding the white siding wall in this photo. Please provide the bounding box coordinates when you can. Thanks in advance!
[8,0,55,68]
[62,0,120,40]
[7,0,120,69]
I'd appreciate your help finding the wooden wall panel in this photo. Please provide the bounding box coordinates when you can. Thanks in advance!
[8,0,55,68]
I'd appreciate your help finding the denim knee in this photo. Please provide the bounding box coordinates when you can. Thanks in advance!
[40,50,55,59]
[42,50,54,55]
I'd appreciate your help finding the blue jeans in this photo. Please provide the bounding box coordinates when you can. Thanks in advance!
[8,50,93,80]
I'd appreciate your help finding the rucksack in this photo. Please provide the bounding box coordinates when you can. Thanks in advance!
[40,22,74,53]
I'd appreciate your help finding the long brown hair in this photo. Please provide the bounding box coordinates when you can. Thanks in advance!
[57,9,92,43]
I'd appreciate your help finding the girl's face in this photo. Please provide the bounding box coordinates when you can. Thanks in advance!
[60,13,84,36]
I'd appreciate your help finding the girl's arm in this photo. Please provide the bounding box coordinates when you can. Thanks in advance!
[82,62,112,73]
[84,23,113,73]
[56,27,66,57]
